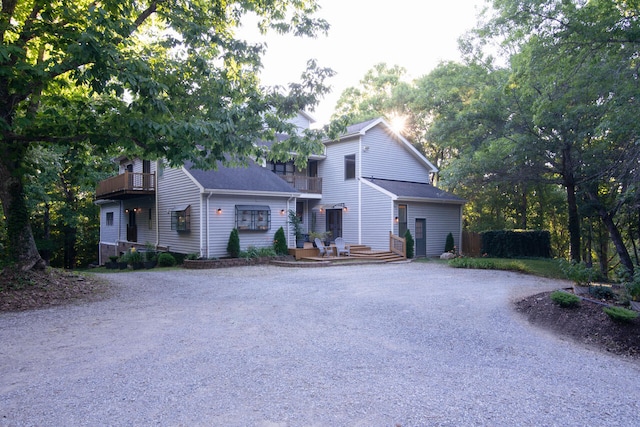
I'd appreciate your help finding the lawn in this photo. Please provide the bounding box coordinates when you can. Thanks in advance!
[446,257,566,280]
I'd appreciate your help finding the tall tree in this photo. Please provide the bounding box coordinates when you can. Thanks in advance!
[1,0,336,271]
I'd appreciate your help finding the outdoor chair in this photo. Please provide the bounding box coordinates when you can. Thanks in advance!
[334,237,351,257]
[315,238,330,257]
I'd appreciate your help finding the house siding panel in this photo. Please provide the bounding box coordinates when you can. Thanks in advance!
[204,196,292,258]
[360,126,431,183]
[361,184,393,250]
[398,202,461,257]
[157,167,202,255]
[99,202,121,244]
[321,137,360,242]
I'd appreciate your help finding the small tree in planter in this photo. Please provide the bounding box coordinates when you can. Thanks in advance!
[227,228,240,258]
[445,232,455,253]
[128,249,144,270]
[107,255,119,269]
[273,227,288,255]
[288,209,304,248]
[404,229,414,259]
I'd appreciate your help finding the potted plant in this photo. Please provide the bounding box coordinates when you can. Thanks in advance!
[288,209,304,249]
[117,254,129,270]
[128,248,144,270]
[107,255,119,269]
[144,251,157,269]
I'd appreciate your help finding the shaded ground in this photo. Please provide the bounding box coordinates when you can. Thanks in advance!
[515,290,640,361]
[0,268,111,312]
[1,267,638,361]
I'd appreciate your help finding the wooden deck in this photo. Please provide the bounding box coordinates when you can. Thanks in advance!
[288,244,406,263]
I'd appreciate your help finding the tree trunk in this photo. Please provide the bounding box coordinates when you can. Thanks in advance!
[562,146,581,262]
[0,161,46,271]
[586,189,635,276]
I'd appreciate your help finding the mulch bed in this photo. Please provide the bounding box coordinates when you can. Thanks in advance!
[515,290,640,361]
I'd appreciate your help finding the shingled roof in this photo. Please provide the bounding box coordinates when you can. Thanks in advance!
[184,161,299,194]
[365,178,465,204]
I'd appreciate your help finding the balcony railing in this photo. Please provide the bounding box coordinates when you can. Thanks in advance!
[279,175,322,194]
[96,172,155,200]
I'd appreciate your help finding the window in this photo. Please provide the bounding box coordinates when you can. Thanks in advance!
[171,205,191,232]
[269,161,295,176]
[235,205,271,231]
[398,204,407,237]
[296,201,304,223]
[106,212,114,226]
[344,154,356,180]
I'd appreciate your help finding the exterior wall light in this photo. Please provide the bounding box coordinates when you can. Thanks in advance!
[217,208,222,214]
[394,216,399,223]
[280,209,285,215]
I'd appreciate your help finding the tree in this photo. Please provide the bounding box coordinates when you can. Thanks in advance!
[1,0,336,271]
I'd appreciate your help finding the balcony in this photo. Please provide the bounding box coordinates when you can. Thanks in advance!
[96,172,155,200]
[280,175,322,194]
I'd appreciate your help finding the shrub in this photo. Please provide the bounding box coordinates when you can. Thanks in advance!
[603,306,638,323]
[481,230,551,258]
[157,252,176,267]
[558,260,597,287]
[589,285,615,300]
[550,291,581,308]
[624,270,640,302]
[185,253,199,260]
[444,232,454,253]
[227,228,240,258]
[404,229,414,259]
[273,227,288,255]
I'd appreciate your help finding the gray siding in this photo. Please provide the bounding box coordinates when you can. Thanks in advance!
[398,202,462,257]
[360,126,431,183]
[361,184,393,250]
[99,202,121,244]
[203,195,293,258]
[157,167,202,255]
[122,196,155,246]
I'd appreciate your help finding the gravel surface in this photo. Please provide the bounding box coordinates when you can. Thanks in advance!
[1,262,639,426]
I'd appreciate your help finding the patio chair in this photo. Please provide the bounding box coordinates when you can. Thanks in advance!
[315,238,330,257]
[334,237,350,257]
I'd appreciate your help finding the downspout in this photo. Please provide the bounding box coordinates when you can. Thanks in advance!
[358,136,363,244]
[200,193,205,258]
[155,162,159,248]
[206,192,213,258]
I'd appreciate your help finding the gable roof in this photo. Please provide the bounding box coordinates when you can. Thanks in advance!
[327,117,438,173]
[183,160,299,195]
[365,178,466,205]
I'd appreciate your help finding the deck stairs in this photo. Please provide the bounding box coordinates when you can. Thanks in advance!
[348,245,406,263]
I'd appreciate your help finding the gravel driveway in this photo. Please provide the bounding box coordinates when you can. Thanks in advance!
[1,262,639,426]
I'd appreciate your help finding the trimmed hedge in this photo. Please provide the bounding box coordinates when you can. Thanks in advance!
[481,230,551,258]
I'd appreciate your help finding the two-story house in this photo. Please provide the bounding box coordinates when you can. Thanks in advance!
[95,114,464,263]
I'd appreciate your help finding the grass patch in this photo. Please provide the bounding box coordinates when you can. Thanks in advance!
[448,257,565,279]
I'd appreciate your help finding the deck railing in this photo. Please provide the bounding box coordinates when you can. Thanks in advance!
[279,175,322,194]
[96,172,155,198]
[389,232,407,259]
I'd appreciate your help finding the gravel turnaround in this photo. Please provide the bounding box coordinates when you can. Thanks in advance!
[1,262,639,426]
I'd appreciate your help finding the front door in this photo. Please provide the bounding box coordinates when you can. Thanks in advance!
[326,209,342,241]
[415,218,426,257]
[127,209,138,242]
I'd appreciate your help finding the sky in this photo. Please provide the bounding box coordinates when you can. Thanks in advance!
[241,0,489,125]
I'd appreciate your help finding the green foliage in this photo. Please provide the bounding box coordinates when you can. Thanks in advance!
[481,230,551,259]
[550,291,581,308]
[273,227,288,255]
[227,228,240,258]
[127,250,143,264]
[157,253,176,267]
[589,286,615,300]
[448,257,529,274]
[558,260,597,287]
[288,209,303,239]
[445,232,455,253]
[185,253,200,261]
[624,270,640,302]
[404,229,414,259]
[240,246,277,259]
[602,306,638,323]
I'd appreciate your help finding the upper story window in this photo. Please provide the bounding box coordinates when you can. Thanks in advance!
[344,154,356,180]
[106,212,114,226]
[269,161,295,176]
